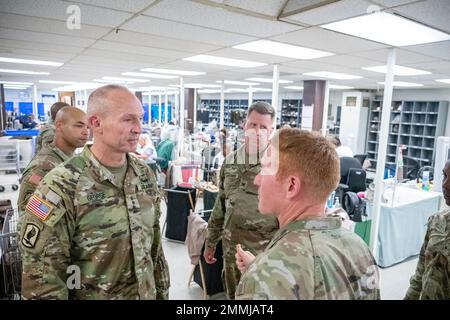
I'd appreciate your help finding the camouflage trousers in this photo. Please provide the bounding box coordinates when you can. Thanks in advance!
[221,242,241,300]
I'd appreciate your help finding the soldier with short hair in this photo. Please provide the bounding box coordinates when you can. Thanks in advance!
[35,102,71,153]
[235,128,380,300]
[404,159,450,300]
[18,107,89,215]
[19,85,169,299]
[204,101,279,299]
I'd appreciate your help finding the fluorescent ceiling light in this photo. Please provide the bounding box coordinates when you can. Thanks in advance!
[3,83,31,87]
[253,88,272,92]
[233,40,334,59]
[134,86,172,91]
[0,81,34,85]
[140,68,205,76]
[94,79,135,84]
[363,65,431,76]
[4,86,29,90]
[436,79,450,84]
[246,77,293,84]
[0,57,63,67]
[329,84,355,89]
[122,72,178,79]
[0,68,50,75]
[102,76,148,83]
[216,80,260,86]
[39,80,75,84]
[303,71,362,80]
[227,88,249,92]
[322,12,450,47]
[284,86,304,90]
[198,89,222,94]
[170,83,221,89]
[183,55,267,68]
[52,83,102,91]
[377,81,423,87]
[142,91,178,95]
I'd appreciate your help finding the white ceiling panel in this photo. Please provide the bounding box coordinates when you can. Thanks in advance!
[205,48,293,64]
[103,30,221,53]
[404,40,450,60]
[0,13,109,39]
[314,54,382,69]
[0,47,77,60]
[121,15,257,46]
[405,60,450,74]
[221,0,286,17]
[391,0,450,33]
[0,39,85,54]
[67,0,158,13]
[142,0,300,37]
[90,40,192,60]
[282,0,373,26]
[270,27,387,54]
[370,0,423,8]
[81,48,174,65]
[0,28,97,47]
[153,60,236,73]
[352,48,439,64]
[0,0,132,28]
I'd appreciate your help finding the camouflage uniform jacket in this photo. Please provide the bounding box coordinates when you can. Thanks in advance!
[405,210,450,300]
[205,145,279,253]
[19,145,170,300]
[18,143,69,214]
[236,217,381,300]
[35,122,55,154]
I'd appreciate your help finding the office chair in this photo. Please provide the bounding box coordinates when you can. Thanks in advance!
[336,168,367,202]
[403,156,420,180]
[353,154,367,166]
[340,156,363,184]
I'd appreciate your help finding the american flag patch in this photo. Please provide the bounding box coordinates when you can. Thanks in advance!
[26,195,54,221]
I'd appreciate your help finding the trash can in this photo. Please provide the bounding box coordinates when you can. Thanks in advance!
[165,186,197,241]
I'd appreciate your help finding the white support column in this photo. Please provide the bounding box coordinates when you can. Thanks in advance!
[248,85,253,107]
[32,85,38,118]
[148,91,152,124]
[179,77,185,156]
[165,90,168,125]
[158,94,162,125]
[271,64,280,122]
[174,93,179,124]
[369,48,397,259]
[321,81,330,136]
[220,80,225,129]
[193,88,197,132]
[84,89,88,111]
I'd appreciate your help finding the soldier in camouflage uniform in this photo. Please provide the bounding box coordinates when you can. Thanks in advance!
[18,107,89,215]
[235,129,380,300]
[35,102,70,154]
[404,159,450,300]
[204,102,279,299]
[19,85,169,299]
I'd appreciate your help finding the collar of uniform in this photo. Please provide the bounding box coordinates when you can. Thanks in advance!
[47,142,70,162]
[267,217,342,249]
[233,144,265,167]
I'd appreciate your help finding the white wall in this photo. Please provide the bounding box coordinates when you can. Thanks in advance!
[392,88,450,136]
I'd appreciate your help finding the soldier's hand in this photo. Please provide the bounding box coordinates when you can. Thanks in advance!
[204,246,217,264]
[235,244,255,273]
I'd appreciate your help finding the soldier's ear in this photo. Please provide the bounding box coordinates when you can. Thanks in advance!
[89,115,102,134]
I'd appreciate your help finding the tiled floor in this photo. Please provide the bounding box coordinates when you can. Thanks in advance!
[1,172,417,300]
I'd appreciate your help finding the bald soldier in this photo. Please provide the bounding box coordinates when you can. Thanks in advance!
[235,129,380,300]
[35,102,70,154]
[19,85,170,299]
[18,107,89,215]
[204,102,279,299]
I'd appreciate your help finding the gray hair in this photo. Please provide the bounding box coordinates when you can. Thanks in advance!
[87,84,131,117]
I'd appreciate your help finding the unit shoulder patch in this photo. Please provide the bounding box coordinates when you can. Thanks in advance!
[22,223,40,248]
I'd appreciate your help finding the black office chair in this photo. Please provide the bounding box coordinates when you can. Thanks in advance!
[340,156,363,184]
[403,156,420,180]
[353,154,367,166]
[336,168,367,202]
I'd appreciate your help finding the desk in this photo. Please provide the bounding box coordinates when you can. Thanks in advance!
[367,186,441,267]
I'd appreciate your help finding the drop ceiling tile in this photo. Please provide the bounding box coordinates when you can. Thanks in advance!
[404,41,450,61]
[352,48,439,64]
[103,30,221,53]
[270,27,387,54]
[282,0,373,26]
[205,48,293,64]
[142,0,300,37]
[0,13,109,39]
[0,0,132,27]
[0,39,85,54]
[69,0,157,13]
[121,15,257,46]
[0,28,96,47]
